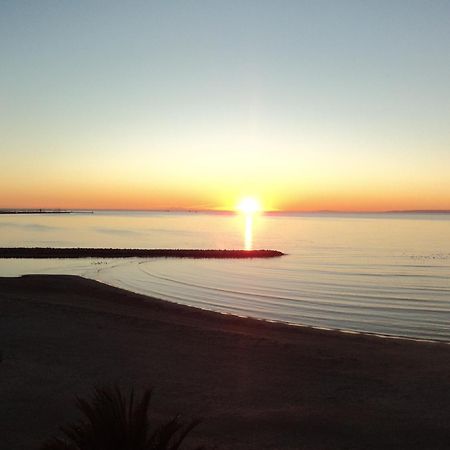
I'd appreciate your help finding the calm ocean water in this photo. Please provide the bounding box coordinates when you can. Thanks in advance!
[1,211,449,342]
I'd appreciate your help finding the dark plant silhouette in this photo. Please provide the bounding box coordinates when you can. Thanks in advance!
[41,385,206,450]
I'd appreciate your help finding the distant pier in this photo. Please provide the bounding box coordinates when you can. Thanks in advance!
[0,210,93,214]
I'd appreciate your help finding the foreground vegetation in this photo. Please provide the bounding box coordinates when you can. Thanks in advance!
[41,385,207,450]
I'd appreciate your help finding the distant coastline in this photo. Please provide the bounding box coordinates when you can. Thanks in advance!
[266,209,450,215]
[383,209,450,214]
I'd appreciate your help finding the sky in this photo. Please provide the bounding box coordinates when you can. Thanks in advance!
[1,1,450,211]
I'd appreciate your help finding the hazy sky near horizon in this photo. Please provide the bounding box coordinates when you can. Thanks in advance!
[1,1,450,211]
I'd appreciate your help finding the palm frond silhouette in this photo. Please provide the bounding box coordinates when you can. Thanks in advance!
[41,385,206,450]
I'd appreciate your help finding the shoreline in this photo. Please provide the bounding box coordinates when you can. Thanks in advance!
[92,276,450,346]
[2,275,450,449]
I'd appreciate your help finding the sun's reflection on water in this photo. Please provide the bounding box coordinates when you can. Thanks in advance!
[244,214,253,250]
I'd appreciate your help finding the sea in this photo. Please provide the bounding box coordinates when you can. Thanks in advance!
[1,210,449,342]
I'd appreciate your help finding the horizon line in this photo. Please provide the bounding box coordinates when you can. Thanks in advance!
[1,207,450,215]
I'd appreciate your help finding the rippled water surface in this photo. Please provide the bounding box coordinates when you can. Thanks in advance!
[1,211,449,341]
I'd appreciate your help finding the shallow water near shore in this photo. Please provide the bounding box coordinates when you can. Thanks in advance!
[0,211,449,341]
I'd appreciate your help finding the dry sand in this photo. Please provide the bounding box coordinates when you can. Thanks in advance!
[1,275,449,449]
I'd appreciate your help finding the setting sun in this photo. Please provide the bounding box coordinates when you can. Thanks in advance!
[236,197,262,215]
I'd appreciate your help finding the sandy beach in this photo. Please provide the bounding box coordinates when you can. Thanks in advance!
[1,275,450,449]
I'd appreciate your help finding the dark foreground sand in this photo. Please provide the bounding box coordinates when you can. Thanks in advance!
[1,275,449,450]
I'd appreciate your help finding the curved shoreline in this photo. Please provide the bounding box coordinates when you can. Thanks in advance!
[0,273,443,343]
[0,247,284,259]
[93,276,449,345]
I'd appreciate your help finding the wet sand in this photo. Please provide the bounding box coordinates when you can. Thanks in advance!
[1,275,449,449]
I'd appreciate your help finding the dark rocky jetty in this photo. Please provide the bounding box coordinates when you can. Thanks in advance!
[0,247,284,259]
